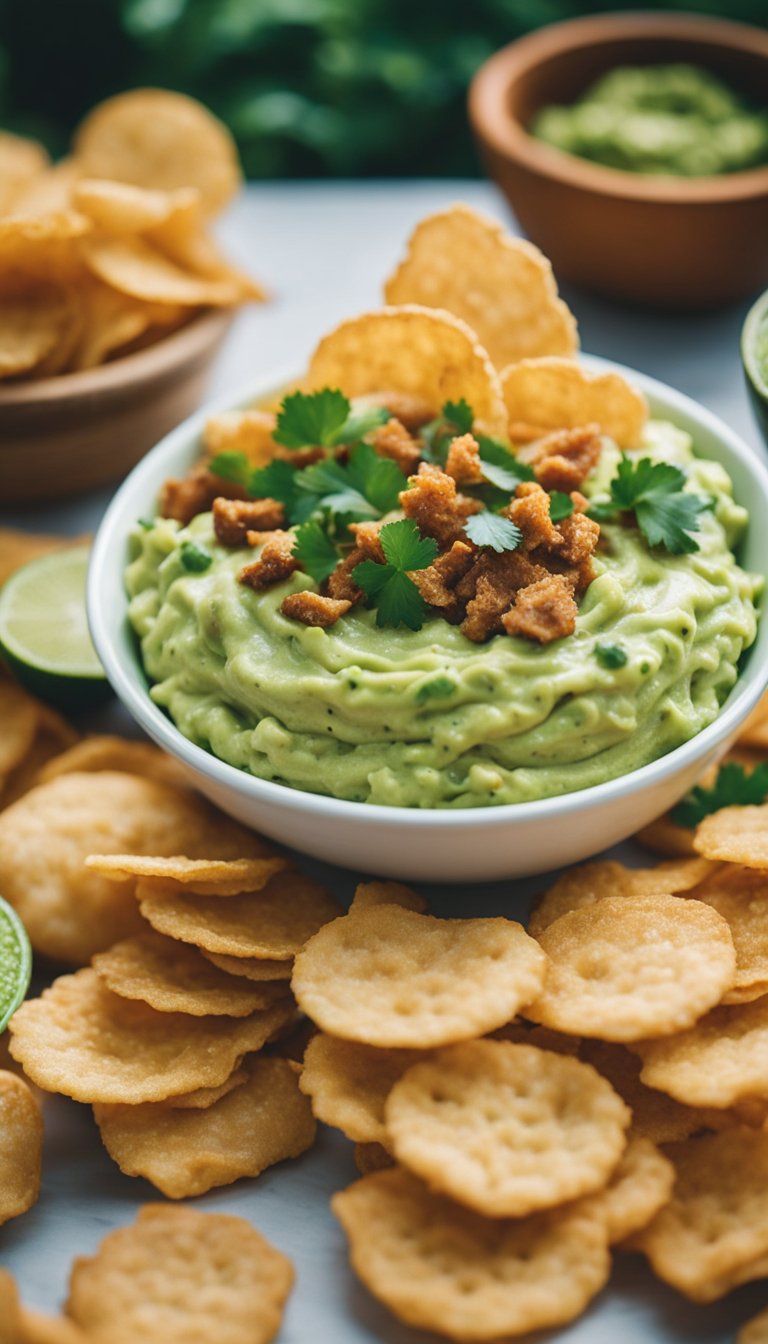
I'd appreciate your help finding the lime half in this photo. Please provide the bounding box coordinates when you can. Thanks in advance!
[0,544,112,712]
[0,897,31,1034]
[741,288,768,452]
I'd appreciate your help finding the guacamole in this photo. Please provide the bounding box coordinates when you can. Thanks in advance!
[127,422,760,809]
[531,64,768,177]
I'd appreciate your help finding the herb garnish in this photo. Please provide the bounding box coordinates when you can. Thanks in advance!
[589,457,712,555]
[549,491,575,523]
[595,643,627,669]
[672,762,768,828]
[353,519,438,630]
[464,512,523,554]
[292,521,340,585]
[274,388,389,449]
[179,541,213,572]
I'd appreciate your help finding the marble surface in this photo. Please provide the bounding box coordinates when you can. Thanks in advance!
[1,180,765,1342]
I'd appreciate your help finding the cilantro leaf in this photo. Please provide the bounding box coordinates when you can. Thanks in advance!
[352,519,437,630]
[208,451,251,488]
[595,643,627,669]
[380,517,438,570]
[274,388,350,449]
[250,460,303,518]
[179,541,213,572]
[672,762,768,828]
[476,436,535,494]
[373,571,428,631]
[590,456,711,555]
[549,491,575,522]
[295,444,407,522]
[338,404,391,443]
[421,399,476,465]
[292,521,341,585]
[347,444,407,514]
[464,511,523,553]
[443,399,473,434]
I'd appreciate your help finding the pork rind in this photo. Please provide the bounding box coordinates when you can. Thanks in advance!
[527,894,736,1041]
[300,1035,431,1144]
[634,1128,768,1301]
[292,906,547,1048]
[584,1134,675,1244]
[92,932,290,1017]
[66,1204,294,1344]
[527,856,716,937]
[580,1039,724,1145]
[694,804,768,867]
[202,951,292,982]
[85,853,287,895]
[332,1167,610,1340]
[501,356,648,448]
[94,1056,315,1198]
[383,204,578,369]
[8,968,293,1104]
[305,305,508,439]
[348,880,428,914]
[138,869,341,960]
[0,1070,43,1225]
[635,996,768,1108]
[0,771,275,964]
[385,1040,630,1217]
[36,736,190,789]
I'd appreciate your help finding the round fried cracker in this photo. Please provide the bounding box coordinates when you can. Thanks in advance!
[585,1134,675,1244]
[91,932,290,1017]
[0,131,49,213]
[385,1040,630,1217]
[94,1056,315,1198]
[0,1070,42,1225]
[73,179,200,235]
[8,968,293,1105]
[138,869,341,960]
[384,204,578,368]
[528,857,716,937]
[0,771,273,964]
[292,906,546,1048]
[349,880,427,914]
[201,950,292,982]
[66,1204,293,1344]
[0,679,42,775]
[500,356,648,448]
[695,804,768,868]
[527,894,736,1041]
[635,995,768,1108]
[21,1311,88,1344]
[169,1066,248,1110]
[580,1039,723,1145]
[300,1035,432,1144]
[691,865,768,1004]
[332,1167,610,1340]
[82,235,241,307]
[36,735,189,790]
[86,853,287,895]
[0,289,75,379]
[305,305,507,439]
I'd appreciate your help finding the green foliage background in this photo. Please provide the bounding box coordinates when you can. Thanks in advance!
[0,0,765,177]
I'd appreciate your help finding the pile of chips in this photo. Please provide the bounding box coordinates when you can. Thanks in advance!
[0,89,263,381]
[1,1203,294,1344]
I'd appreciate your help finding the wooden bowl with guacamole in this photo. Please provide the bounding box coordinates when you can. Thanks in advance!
[469,12,768,310]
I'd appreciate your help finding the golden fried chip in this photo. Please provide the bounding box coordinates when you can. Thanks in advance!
[385,1040,629,1217]
[293,906,547,1048]
[20,1312,88,1344]
[73,179,200,235]
[0,290,75,379]
[500,356,648,448]
[332,1167,610,1340]
[690,865,768,1004]
[0,771,274,964]
[203,409,278,467]
[695,804,768,867]
[585,1134,675,1244]
[527,856,715,937]
[138,869,341,960]
[9,968,293,1105]
[527,894,735,1041]
[201,950,292,982]
[0,132,49,213]
[305,305,507,439]
[81,235,241,307]
[11,159,81,216]
[635,1128,768,1301]
[149,219,264,301]
[73,89,241,215]
[635,995,768,1107]
[0,1070,42,1225]
[36,735,189,789]
[300,1035,432,1143]
[0,680,43,775]
[86,852,287,894]
[169,1065,248,1110]
[0,212,89,289]
[92,931,290,1017]
[0,708,81,812]
[0,1268,22,1343]
[94,1056,315,1198]
[70,278,176,371]
[580,1039,723,1144]
[741,1308,768,1344]
[66,1204,293,1344]
[354,1142,394,1175]
[384,204,578,368]
[349,880,427,914]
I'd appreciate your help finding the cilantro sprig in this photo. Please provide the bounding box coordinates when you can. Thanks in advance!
[353,519,438,630]
[589,457,713,555]
[273,388,389,449]
[464,512,522,554]
[672,762,768,828]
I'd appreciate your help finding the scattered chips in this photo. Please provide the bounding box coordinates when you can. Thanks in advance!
[300,1034,431,1144]
[201,950,292,982]
[85,852,287,895]
[66,1204,294,1344]
[584,1134,675,1245]
[36,735,189,789]
[580,1039,723,1145]
[383,204,579,368]
[0,1070,43,1225]
[527,856,716,936]
[349,879,428,914]
[634,995,768,1108]
[170,1066,249,1110]
[293,905,547,1048]
[500,356,648,448]
[694,803,768,867]
[0,131,49,213]
[690,865,768,1003]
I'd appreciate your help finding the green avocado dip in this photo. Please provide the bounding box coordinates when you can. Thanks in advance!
[530,64,768,177]
[126,422,760,809]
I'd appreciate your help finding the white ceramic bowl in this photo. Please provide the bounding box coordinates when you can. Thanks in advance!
[88,357,768,882]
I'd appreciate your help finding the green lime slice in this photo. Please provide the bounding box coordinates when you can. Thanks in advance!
[741,289,768,451]
[0,544,112,712]
[0,897,31,1034]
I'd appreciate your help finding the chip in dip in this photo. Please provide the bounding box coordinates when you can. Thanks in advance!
[125,206,761,809]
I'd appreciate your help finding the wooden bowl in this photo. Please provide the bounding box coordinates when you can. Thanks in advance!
[469,13,768,310]
[0,308,233,504]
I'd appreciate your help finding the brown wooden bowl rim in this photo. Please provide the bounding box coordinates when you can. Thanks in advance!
[0,305,234,409]
[469,11,768,204]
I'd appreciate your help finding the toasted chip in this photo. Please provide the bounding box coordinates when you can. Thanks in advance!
[0,289,75,379]
[292,906,547,1048]
[500,357,647,448]
[92,931,290,1017]
[70,279,177,371]
[354,1142,394,1175]
[86,853,287,894]
[148,220,264,302]
[73,179,200,235]
[635,1128,768,1301]
[0,771,274,964]
[36,735,189,789]
[635,995,768,1107]
[8,968,293,1104]
[695,804,768,867]
[81,235,241,307]
[384,204,578,369]
[203,409,278,467]
[585,1134,675,1244]
[385,1040,629,1217]
[201,950,292,982]
[73,89,241,215]
[169,1066,248,1110]
[0,212,89,289]
[94,1055,315,1198]
[300,1035,432,1143]
[741,1308,768,1344]
[66,1204,293,1344]
[0,132,49,213]
[527,857,715,937]
[332,1167,610,1339]
[0,1070,42,1225]
[305,305,507,439]
[689,865,768,1003]
[527,894,735,1041]
[580,1039,723,1144]
[349,880,427,914]
[138,869,341,960]
[11,159,81,216]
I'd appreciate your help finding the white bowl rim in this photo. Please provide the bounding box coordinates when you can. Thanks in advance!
[88,353,768,831]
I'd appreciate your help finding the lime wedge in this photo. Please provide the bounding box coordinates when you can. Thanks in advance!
[0,544,112,711]
[0,897,31,1034]
[741,289,768,451]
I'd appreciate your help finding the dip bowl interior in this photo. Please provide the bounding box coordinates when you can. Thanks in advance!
[88,357,768,883]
